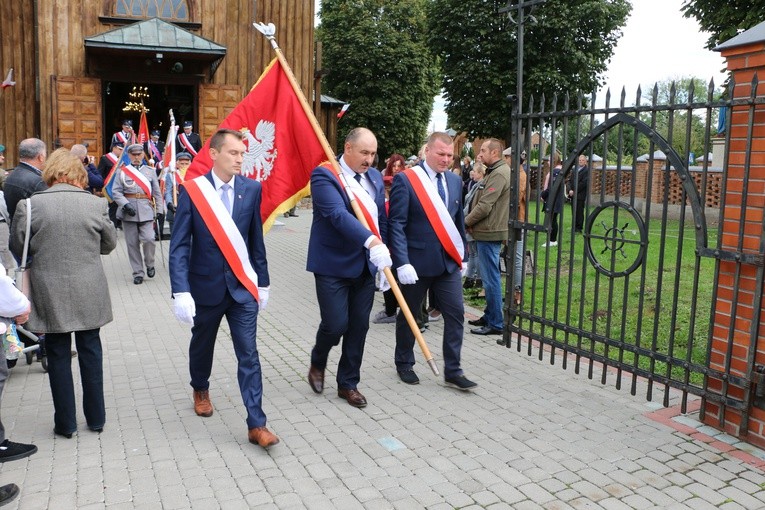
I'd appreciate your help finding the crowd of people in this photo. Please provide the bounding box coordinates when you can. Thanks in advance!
[0,123,589,505]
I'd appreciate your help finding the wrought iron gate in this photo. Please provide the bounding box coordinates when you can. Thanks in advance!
[502,77,765,419]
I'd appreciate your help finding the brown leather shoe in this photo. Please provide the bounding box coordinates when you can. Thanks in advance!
[338,388,367,408]
[308,364,324,394]
[193,390,213,417]
[248,426,280,448]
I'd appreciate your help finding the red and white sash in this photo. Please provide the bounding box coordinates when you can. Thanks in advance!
[183,176,260,302]
[115,131,128,144]
[333,160,381,239]
[105,153,118,166]
[179,133,198,156]
[121,165,152,197]
[401,167,464,267]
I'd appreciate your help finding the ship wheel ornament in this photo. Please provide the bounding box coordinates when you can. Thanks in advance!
[584,201,648,278]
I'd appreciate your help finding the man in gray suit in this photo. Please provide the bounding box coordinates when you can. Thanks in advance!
[112,144,163,285]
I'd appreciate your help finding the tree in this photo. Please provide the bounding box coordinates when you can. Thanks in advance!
[681,0,765,51]
[641,77,722,161]
[318,0,440,160]
[427,0,631,141]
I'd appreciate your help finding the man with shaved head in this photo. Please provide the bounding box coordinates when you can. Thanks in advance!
[465,138,512,336]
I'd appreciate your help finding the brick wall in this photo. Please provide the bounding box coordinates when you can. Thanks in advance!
[703,36,765,445]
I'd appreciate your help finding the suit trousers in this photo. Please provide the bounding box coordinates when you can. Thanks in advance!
[312,273,375,390]
[395,270,465,378]
[46,329,105,434]
[188,292,266,429]
[123,220,155,277]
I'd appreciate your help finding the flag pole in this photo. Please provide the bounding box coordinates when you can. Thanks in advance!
[253,22,439,376]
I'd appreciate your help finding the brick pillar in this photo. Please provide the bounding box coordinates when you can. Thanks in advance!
[703,26,765,445]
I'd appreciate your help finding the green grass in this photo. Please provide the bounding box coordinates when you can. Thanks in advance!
[466,200,717,386]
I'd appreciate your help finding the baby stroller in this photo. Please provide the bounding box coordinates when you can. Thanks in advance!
[4,323,46,372]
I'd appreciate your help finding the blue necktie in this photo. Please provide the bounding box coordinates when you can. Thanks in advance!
[436,173,446,204]
[221,183,232,215]
[354,173,370,195]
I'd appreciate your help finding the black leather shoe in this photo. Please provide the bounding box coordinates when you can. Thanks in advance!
[308,364,324,394]
[54,429,74,439]
[146,266,155,278]
[133,276,143,285]
[471,325,502,335]
[397,369,420,385]
[467,316,486,327]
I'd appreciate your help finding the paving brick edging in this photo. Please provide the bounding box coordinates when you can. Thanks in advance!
[645,399,765,472]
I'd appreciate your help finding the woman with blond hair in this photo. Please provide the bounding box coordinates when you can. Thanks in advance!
[10,148,116,438]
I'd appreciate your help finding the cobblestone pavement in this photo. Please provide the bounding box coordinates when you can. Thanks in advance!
[1,210,764,509]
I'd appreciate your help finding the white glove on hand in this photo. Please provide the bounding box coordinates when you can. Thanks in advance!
[173,292,196,325]
[258,286,270,311]
[376,270,391,292]
[461,265,468,277]
[369,244,393,270]
[397,264,418,285]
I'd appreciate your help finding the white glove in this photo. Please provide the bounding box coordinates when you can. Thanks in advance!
[173,292,196,325]
[376,270,391,292]
[397,264,418,285]
[461,265,468,277]
[369,244,393,270]
[258,286,270,311]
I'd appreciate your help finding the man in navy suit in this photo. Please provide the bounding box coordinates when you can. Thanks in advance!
[388,132,477,391]
[306,127,392,408]
[169,129,278,448]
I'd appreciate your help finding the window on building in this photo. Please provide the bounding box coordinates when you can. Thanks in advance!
[114,0,189,21]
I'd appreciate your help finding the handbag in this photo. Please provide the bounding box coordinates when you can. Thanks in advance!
[14,198,32,298]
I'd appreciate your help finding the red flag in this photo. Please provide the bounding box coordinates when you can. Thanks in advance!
[138,109,150,145]
[337,103,350,119]
[186,58,327,231]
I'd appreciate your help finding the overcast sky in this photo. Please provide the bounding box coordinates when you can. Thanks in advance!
[430,0,728,130]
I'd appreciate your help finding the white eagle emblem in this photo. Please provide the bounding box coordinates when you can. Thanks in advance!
[241,121,277,181]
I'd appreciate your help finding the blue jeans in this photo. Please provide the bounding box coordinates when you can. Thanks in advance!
[476,241,502,330]
[465,241,481,280]
[46,329,105,434]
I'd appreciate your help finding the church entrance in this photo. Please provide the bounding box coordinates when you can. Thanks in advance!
[102,81,196,150]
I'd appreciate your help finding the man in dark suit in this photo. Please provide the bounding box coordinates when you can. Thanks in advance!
[4,138,48,226]
[388,131,477,391]
[306,127,391,408]
[175,121,202,158]
[169,128,278,448]
[568,154,589,232]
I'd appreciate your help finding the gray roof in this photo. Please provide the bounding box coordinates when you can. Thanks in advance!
[85,17,226,56]
[715,20,765,51]
[320,95,345,106]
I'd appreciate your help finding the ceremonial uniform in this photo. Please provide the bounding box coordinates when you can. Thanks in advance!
[176,124,202,157]
[111,120,134,147]
[111,156,162,283]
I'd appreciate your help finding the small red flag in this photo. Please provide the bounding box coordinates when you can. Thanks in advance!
[186,58,328,231]
[138,109,150,145]
[337,103,350,119]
